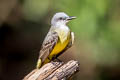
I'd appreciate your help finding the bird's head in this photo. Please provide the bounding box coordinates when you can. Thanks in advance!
[51,12,76,26]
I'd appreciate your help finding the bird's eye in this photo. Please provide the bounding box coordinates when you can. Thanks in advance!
[59,17,63,20]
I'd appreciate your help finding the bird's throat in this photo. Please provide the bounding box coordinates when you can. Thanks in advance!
[55,27,70,43]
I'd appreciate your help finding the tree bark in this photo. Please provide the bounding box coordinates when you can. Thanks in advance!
[23,60,79,80]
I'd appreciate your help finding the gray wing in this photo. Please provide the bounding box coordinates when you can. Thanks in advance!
[38,31,59,62]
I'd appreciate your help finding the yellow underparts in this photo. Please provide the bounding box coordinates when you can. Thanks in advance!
[36,30,71,69]
[43,35,70,65]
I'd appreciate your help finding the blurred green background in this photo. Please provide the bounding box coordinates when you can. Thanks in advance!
[0,0,120,80]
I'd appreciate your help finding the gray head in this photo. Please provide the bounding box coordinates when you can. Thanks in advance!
[51,12,76,26]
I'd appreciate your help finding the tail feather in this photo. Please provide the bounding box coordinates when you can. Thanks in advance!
[36,59,42,69]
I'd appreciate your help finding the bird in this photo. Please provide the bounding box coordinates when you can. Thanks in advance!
[36,12,76,69]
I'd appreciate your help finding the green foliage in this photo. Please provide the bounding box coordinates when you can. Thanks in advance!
[23,0,50,21]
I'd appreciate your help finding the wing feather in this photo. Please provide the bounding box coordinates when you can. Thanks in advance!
[38,31,59,62]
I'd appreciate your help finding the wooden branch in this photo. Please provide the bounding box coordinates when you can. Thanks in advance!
[23,60,79,80]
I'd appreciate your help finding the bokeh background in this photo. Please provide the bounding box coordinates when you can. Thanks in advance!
[0,0,120,80]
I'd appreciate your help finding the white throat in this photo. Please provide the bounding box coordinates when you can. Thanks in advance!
[51,23,70,43]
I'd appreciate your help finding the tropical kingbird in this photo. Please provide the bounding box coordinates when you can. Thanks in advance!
[36,12,76,69]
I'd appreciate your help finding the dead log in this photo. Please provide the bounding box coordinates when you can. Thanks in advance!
[23,60,79,80]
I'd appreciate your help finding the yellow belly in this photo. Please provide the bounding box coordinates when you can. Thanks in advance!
[43,38,69,65]
[49,38,69,59]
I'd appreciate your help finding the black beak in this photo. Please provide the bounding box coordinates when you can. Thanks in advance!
[67,16,76,20]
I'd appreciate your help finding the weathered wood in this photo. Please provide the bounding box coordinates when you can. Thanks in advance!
[45,60,79,80]
[23,60,79,80]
